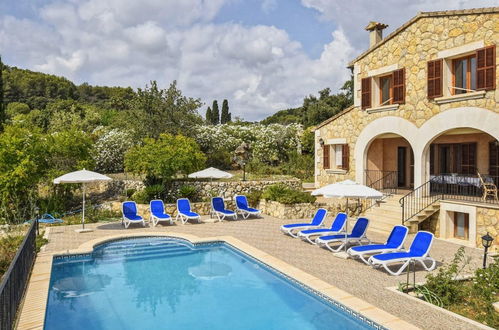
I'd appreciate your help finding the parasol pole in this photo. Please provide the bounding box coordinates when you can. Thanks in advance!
[82,183,86,230]
[345,197,349,252]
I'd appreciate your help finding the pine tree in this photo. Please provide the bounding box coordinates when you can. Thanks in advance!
[221,99,231,124]
[211,100,220,125]
[0,55,4,130]
[205,106,212,124]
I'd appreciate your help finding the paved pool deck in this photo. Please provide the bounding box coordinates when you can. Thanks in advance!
[19,215,491,329]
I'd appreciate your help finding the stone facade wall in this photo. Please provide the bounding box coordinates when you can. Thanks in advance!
[476,206,499,252]
[419,211,441,238]
[315,10,499,187]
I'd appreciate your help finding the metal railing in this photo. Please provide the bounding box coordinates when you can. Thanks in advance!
[400,174,499,224]
[0,220,38,330]
[365,170,399,194]
[400,177,442,224]
[364,170,399,212]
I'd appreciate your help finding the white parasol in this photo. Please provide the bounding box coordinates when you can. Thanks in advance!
[188,167,233,179]
[312,180,382,251]
[53,169,112,232]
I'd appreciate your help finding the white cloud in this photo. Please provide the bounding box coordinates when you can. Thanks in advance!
[301,0,498,50]
[261,0,278,14]
[0,0,355,120]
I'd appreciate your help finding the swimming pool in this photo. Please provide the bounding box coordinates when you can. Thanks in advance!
[45,237,382,329]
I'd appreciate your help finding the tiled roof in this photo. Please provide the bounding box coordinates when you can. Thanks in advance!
[348,7,499,67]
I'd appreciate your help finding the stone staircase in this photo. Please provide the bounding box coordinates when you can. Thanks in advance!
[363,193,440,234]
[363,194,405,234]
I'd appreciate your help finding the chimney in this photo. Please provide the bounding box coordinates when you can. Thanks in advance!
[365,21,388,48]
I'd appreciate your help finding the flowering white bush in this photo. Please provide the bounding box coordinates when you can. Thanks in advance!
[93,129,135,173]
[194,124,303,165]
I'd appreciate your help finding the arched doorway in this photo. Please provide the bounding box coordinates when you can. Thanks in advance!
[422,128,499,190]
[365,134,415,192]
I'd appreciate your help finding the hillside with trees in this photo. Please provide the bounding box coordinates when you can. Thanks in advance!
[261,79,353,127]
[0,61,317,224]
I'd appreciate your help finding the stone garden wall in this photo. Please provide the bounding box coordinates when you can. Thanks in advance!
[166,179,301,200]
[93,178,301,201]
[257,200,347,220]
[107,200,236,217]
[107,198,342,220]
[476,206,499,252]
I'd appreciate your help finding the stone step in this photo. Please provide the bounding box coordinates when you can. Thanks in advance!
[365,210,401,222]
[371,202,403,210]
[366,217,401,227]
[369,221,400,233]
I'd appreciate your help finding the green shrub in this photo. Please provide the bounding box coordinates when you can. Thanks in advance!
[178,184,197,200]
[415,248,499,328]
[144,184,165,200]
[62,206,121,225]
[246,190,262,207]
[125,188,136,198]
[422,247,470,307]
[0,235,24,277]
[131,189,149,204]
[262,184,315,204]
[467,257,499,326]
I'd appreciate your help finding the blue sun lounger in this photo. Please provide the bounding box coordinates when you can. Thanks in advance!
[280,208,328,238]
[211,197,237,221]
[297,212,347,244]
[122,201,146,229]
[235,195,261,219]
[38,214,64,224]
[316,217,370,252]
[347,225,408,264]
[176,198,201,224]
[369,231,436,276]
[149,200,173,226]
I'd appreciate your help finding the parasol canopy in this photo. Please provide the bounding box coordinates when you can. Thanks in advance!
[188,167,233,179]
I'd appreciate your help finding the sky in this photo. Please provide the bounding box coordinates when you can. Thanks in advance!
[0,0,497,121]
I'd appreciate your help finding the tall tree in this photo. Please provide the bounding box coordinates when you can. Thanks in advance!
[205,106,213,124]
[0,55,4,130]
[221,99,231,124]
[125,80,203,139]
[211,100,219,125]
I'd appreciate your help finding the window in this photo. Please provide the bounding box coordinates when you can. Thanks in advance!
[428,45,496,99]
[323,144,349,171]
[460,143,477,175]
[490,141,499,177]
[427,59,443,99]
[323,145,330,169]
[477,45,496,91]
[434,143,477,175]
[361,78,371,109]
[379,75,392,105]
[453,212,469,240]
[452,55,477,94]
[361,68,405,109]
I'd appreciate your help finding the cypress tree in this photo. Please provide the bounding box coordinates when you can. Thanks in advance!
[211,100,220,125]
[205,106,212,124]
[221,99,231,124]
[0,55,4,129]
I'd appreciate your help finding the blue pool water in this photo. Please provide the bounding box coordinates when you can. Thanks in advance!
[45,238,378,330]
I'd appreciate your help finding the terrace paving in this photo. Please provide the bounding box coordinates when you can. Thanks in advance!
[40,216,489,330]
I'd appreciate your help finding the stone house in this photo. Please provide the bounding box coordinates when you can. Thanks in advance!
[314,7,499,250]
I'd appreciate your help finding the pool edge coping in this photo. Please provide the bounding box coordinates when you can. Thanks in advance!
[17,232,420,330]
